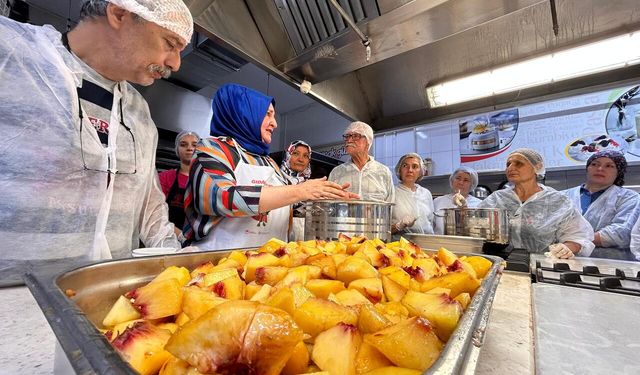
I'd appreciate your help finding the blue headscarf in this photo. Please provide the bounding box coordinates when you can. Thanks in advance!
[210,83,275,155]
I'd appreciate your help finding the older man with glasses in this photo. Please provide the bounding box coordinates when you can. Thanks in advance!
[0,0,193,284]
[329,121,395,202]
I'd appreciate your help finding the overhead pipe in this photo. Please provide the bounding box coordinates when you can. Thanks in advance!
[549,0,559,36]
[327,0,372,61]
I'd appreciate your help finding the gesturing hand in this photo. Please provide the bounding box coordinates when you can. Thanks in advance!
[297,177,359,201]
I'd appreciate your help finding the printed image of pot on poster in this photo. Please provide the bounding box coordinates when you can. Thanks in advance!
[460,108,519,163]
[605,85,640,157]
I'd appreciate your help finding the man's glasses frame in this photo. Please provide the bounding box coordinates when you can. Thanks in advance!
[77,94,137,175]
[342,133,365,141]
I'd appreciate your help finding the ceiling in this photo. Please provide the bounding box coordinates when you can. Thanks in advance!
[184,0,640,130]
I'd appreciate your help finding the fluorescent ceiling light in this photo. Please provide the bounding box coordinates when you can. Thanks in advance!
[426,31,640,108]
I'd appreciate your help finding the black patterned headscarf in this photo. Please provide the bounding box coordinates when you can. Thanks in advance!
[586,150,627,186]
[280,140,312,184]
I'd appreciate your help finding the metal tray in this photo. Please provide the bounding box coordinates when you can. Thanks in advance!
[405,234,485,254]
[24,249,503,375]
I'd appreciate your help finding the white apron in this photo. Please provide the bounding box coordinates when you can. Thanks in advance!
[194,143,290,250]
[290,217,306,241]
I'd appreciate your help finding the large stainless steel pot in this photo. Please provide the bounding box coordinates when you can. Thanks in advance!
[303,199,393,241]
[443,207,509,244]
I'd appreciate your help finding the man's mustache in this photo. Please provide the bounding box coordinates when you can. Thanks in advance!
[148,64,171,79]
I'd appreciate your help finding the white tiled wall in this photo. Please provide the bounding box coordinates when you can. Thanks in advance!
[374,121,459,181]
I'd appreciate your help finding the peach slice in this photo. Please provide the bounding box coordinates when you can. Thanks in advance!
[358,303,392,334]
[112,321,172,375]
[166,300,302,375]
[312,323,362,375]
[364,317,443,371]
[305,279,346,299]
[401,290,463,341]
[336,257,379,285]
[151,266,191,287]
[465,256,493,278]
[254,266,289,286]
[181,286,227,320]
[125,278,183,319]
[420,271,481,298]
[349,277,385,304]
[293,297,358,338]
[282,340,310,375]
[355,341,393,374]
[102,295,141,327]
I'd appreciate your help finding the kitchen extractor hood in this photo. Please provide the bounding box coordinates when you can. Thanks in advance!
[184,0,640,130]
[167,31,248,92]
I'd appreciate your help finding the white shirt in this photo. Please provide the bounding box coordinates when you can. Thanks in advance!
[393,184,435,234]
[328,156,395,202]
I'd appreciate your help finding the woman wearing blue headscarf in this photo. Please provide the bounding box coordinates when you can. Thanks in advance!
[183,83,354,250]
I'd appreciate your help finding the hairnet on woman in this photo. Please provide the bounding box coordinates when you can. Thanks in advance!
[433,166,482,234]
[479,148,594,258]
[183,84,354,250]
[391,153,435,237]
[280,140,313,240]
[563,150,640,260]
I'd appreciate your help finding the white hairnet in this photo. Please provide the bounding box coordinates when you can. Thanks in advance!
[175,130,200,157]
[345,121,374,148]
[508,148,546,179]
[108,0,193,43]
[450,166,479,191]
[395,153,425,181]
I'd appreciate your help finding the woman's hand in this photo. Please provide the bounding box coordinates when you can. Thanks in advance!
[547,241,580,259]
[296,177,359,201]
[452,190,467,207]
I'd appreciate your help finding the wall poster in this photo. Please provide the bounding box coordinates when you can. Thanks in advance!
[461,84,640,172]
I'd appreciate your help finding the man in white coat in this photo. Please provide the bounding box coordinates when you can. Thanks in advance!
[329,121,394,202]
[563,150,640,260]
[0,0,193,284]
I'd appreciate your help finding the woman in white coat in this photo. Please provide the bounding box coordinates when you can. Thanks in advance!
[479,148,594,258]
[391,153,435,238]
[433,166,482,235]
[563,150,640,260]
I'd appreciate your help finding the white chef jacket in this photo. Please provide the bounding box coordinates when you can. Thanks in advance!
[564,185,640,260]
[630,216,640,261]
[329,156,395,202]
[433,193,482,235]
[393,184,435,235]
[479,185,594,255]
[0,18,178,279]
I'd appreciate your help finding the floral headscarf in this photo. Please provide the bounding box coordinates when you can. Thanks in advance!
[281,140,312,184]
[586,150,627,186]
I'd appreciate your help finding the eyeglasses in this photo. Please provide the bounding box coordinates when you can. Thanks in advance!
[77,94,137,175]
[342,133,365,141]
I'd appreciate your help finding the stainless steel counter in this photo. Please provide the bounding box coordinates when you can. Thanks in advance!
[476,272,534,375]
[533,283,640,375]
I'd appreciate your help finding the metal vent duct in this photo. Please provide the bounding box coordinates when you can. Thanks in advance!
[275,0,379,53]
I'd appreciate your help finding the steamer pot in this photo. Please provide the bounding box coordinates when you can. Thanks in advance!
[302,199,393,241]
[443,207,509,244]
